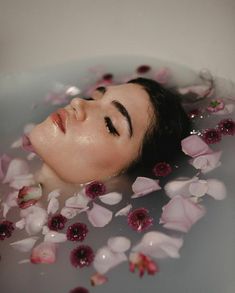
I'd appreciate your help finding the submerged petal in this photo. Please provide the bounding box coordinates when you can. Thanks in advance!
[206,179,227,200]
[132,231,183,259]
[31,241,57,264]
[115,204,132,217]
[93,246,127,274]
[10,237,39,252]
[107,236,131,253]
[2,158,30,184]
[87,203,112,227]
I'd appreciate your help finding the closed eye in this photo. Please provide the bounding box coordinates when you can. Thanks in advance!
[104,116,120,136]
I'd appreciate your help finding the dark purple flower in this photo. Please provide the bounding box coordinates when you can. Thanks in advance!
[85,181,106,199]
[0,220,14,240]
[70,287,89,293]
[153,162,172,177]
[188,108,201,119]
[136,65,151,74]
[201,128,222,144]
[102,73,113,81]
[128,208,153,232]
[66,223,88,242]
[70,245,94,268]
[48,214,67,231]
[218,119,235,136]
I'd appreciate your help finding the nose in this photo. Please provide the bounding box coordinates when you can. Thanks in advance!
[70,97,87,121]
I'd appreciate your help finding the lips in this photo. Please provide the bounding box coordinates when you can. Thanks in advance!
[51,108,67,133]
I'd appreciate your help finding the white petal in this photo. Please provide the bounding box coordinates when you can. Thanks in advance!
[3,158,29,184]
[47,197,59,214]
[65,192,90,209]
[42,225,50,235]
[189,180,208,197]
[61,207,78,219]
[44,231,67,243]
[132,176,161,197]
[99,192,122,205]
[206,179,227,200]
[107,236,131,253]
[15,218,26,229]
[2,191,18,217]
[65,86,81,96]
[132,231,183,259]
[10,237,39,252]
[87,203,112,227]
[93,246,127,274]
[21,206,48,235]
[11,137,23,148]
[115,204,132,217]
[9,173,35,189]
[47,189,61,201]
[27,153,37,161]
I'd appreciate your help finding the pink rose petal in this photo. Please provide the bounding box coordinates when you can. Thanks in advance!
[115,204,132,217]
[132,177,161,198]
[164,177,198,198]
[190,150,222,173]
[160,195,206,232]
[206,179,227,200]
[93,246,127,274]
[87,203,112,227]
[0,154,11,180]
[31,241,57,264]
[2,158,29,184]
[10,237,39,252]
[132,231,183,259]
[181,135,212,157]
[188,180,208,197]
[99,192,122,205]
[107,236,131,253]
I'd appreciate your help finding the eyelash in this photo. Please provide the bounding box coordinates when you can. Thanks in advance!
[84,96,119,137]
[104,117,120,136]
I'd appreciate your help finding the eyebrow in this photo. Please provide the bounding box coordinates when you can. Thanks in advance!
[96,86,133,138]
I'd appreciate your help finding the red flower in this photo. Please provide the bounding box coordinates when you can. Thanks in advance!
[70,287,89,293]
[153,162,172,177]
[201,128,222,144]
[85,181,106,199]
[48,214,67,231]
[0,220,14,240]
[218,119,235,136]
[70,245,94,268]
[136,65,151,74]
[129,252,159,277]
[127,208,153,232]
[66,223,88,242]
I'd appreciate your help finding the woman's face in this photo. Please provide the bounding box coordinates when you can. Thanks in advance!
[29,83,154,183]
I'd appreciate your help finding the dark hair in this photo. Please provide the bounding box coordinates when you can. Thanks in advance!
[126,77,192,173]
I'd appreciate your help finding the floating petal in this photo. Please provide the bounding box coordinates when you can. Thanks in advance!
[44,231,67,243]
[87,203,112,227]
[90,272,108,286]
[190,150,222,173]
[115,204,132,217]
[2,158,29,184]
[31,241,56,264]
[164,177,198,198]
[189,180,208,197]
[160,195,206,232]
[47,189,61,201]
[10,173,35,190]
[65,193,90,209]
[47,197,59,215]
[0,154,11,180]
[99,192,122,205]
[181,135,212,157]
[132,177,161,198]
[61,207,78,219]
[10,237,39,252]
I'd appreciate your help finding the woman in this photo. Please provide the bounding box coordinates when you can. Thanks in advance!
[29,78,191,190]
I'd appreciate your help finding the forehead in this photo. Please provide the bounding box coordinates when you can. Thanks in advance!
[106,83,154,130]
